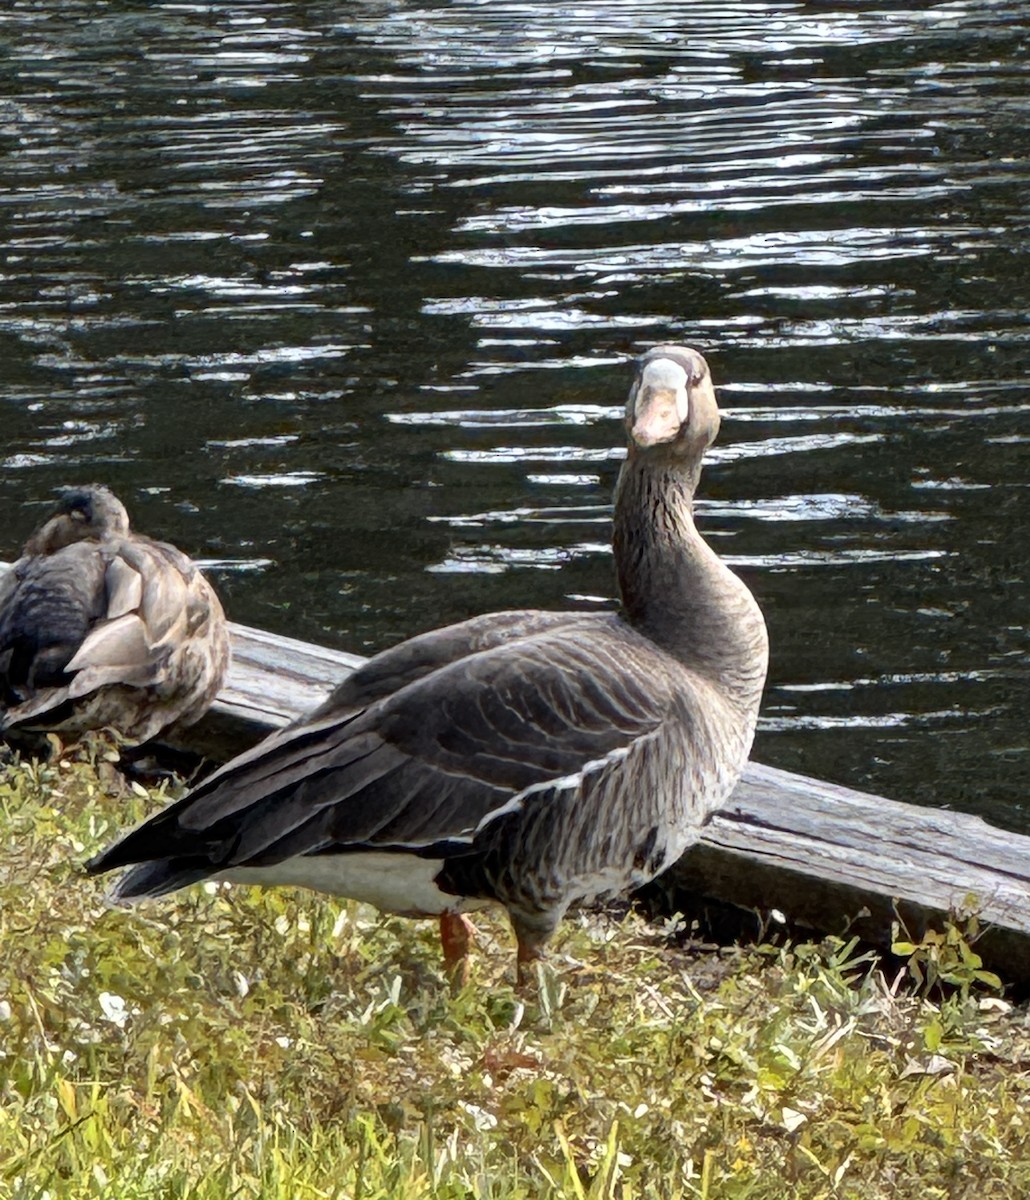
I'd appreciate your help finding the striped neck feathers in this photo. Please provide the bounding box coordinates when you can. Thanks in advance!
[612,453,768,701]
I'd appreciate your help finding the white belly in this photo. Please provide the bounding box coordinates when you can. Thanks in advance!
[220,851,493,918]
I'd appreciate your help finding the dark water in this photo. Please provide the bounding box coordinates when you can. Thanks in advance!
[1,1,1028,827]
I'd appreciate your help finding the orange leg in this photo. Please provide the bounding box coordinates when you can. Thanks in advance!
[516,936,546,991]
[439,913,476,988]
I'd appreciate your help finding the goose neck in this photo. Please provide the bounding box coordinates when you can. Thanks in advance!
[612,453,767,695]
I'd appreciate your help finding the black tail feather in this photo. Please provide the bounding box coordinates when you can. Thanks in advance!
[98,859,214,903]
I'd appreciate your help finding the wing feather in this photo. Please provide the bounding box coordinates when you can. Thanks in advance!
[66,613,150,676]
[119,541,191,645]
[104,556,143,621]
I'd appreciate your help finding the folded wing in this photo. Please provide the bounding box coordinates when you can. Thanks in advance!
[88,612,675,887]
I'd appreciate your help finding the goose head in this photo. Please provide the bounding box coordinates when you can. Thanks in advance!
[24,485,132,555]
[625,345,720,465]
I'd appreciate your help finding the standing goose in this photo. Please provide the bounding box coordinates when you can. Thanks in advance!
[0,485,230,746]
[86,347,768,982]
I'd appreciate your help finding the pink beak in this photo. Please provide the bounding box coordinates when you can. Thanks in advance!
[631,386,683,447]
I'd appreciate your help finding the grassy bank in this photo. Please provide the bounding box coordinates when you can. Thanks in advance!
[1,752,1028,1199]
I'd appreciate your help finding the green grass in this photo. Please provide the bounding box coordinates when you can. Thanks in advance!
[1,752,1029,1199]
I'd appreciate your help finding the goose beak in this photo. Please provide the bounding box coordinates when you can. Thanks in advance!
[630,358,690,448]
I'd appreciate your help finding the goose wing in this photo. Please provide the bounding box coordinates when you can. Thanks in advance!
[62,538,199,697]
[88,612,675,885]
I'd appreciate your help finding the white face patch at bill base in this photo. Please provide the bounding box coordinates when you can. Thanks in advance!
[639,357,690,399]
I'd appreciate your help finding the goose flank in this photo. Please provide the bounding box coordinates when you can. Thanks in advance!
[86,348,768,982]
[0,485,230,746]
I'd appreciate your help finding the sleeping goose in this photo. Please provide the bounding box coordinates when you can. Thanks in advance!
[0,485,230,746]
[86,347,768,983]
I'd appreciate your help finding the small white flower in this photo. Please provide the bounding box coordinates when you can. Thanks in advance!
[781,1107,807,1133]
[0,1000,11,1022]
[460,1102,498,1132]
[98,992,130,1028]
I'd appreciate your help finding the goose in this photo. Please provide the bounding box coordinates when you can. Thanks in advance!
[0,485,230,746]
[86,347,768,983]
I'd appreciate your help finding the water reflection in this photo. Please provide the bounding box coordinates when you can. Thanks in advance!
[0,0,1027,826]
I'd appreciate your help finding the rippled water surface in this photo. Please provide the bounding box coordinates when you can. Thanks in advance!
[1,0,1028,826]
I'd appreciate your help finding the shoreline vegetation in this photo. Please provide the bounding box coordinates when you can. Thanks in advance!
[2,751,1028,1199]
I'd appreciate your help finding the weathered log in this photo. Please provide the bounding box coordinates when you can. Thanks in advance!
[663,763,1030,988]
